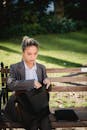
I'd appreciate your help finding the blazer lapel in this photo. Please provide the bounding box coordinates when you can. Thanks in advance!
[18,61,25,80]
[36,63,42,83]
[18,62,43,82]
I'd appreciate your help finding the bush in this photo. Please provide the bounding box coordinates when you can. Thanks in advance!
[0,23,47,38]
[0,15,82,38]
[40,16,78,33]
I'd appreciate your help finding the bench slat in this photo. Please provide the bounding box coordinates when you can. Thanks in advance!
[0,63,87,129]
[0,121,87,129]
[2,77,87,83]
[51,85,87,92]
[50,76,87,82]
[51,121,87,128]
[0,109,87,129]
[47,68,87,73]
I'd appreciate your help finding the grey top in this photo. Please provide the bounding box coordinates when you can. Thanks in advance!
[24,61,38,81]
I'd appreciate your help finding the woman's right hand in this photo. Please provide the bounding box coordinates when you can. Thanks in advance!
[34,80,42,89]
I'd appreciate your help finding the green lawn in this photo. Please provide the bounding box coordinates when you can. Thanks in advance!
[0,29,87,108]
[0,29,87,68]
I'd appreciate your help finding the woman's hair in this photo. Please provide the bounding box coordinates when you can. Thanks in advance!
[21,36,39,52]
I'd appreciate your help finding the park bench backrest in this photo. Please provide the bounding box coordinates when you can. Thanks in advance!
[47,67,87,92]
[0,62,87,109]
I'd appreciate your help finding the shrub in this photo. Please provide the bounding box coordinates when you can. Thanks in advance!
[0,15,82,39]
[40,15,78,33]
[0,23,47,38]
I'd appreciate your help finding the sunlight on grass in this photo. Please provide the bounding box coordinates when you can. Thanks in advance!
[0,30,87,108]
[49,92,87,109]
[0,29,87,67]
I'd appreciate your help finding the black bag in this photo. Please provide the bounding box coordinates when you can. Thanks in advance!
[55,109,79,121]
[25,86,49,114]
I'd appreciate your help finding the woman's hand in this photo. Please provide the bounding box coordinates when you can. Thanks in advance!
[43,78,51,89]
[34,81,42,89]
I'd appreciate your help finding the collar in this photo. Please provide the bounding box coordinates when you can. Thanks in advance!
[24,61,37,71]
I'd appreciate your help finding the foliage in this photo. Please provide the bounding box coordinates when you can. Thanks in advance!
[0,0,52,27]
[0,23,47,38]
[64,0,87,21]
[0,0,87,29]
[0,0,86,38]
[0,14,82,38]
[40,15,79,33]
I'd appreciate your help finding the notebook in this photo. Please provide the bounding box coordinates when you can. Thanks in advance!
[55,109,79,122]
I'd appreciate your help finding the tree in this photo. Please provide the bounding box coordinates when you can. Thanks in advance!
[64,0,87,20]
[0,0,18,27]
[53,0,64,19]
[0,0,7,27]
[79,0,87,20]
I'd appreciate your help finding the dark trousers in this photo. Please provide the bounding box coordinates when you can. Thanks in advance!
[16,93,52,130]
[5,93,52,130]
[25,116,51,130]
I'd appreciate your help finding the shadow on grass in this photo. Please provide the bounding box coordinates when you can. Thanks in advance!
[59,30,87,45]
[39,38,87,53]
[38,54,82,67]
[37,30,87,54]
[0,45,82,67]
[0,45,21,54]
[1,29,87,54]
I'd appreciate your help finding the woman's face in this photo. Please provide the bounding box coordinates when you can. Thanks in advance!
[23,46,38,64]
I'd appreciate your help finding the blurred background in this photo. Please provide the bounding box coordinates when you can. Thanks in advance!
[0,0,87,67]
[0,0,87,38]
[0,0,87,120]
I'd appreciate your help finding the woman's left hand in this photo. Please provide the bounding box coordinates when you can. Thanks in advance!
[43,78,51,89]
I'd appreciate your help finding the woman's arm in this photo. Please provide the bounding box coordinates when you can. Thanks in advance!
[7,65,34,91]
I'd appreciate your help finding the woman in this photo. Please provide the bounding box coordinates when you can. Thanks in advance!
[6,36,52,130]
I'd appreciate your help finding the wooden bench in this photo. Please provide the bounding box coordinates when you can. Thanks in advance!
[0,62,87,129]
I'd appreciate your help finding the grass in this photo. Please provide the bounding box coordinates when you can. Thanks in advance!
[49,92,87,108]
[0,29,87,68]
[0,29,87,108]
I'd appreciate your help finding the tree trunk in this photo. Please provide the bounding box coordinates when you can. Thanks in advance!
[54,0,64,19]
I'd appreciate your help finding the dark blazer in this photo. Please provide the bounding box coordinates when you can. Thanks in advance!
[5,61,48,123]
[7,61,47,91]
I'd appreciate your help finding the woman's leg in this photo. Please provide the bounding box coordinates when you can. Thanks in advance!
[39,116,52,130]
[29,119,39,130]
